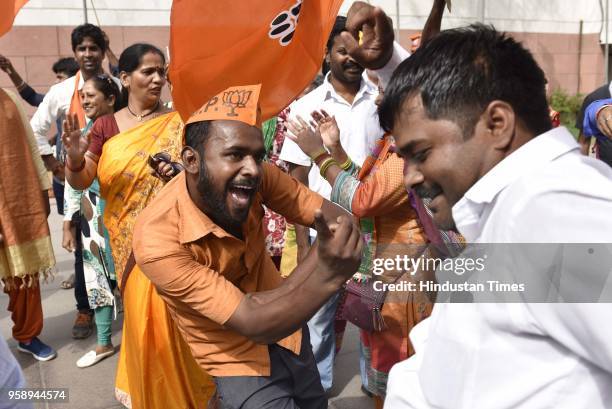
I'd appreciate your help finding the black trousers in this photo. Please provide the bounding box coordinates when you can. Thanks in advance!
[72,215,90,312]
[213,328,327,409]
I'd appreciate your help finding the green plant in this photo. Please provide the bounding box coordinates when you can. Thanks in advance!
[550,89,584,138]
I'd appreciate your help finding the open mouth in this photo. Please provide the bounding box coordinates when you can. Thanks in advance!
[228,184,256,207]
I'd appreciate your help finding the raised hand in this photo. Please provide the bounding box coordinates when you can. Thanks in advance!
[340,2,395,70]
[0,54,14,74]
[311,110,340,149]
[61,113,90,166]
[286,115,325,159]
[313,210,362,283]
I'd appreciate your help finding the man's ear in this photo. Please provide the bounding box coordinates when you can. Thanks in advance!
[181,146,200,174]
[482,100,516,151]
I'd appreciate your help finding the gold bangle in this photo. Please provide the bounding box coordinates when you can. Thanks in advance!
[339,157,353,170]
[319,157,337,176]
[309,147,328,162]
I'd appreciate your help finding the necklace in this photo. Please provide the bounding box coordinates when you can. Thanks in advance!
[127,101,160,121]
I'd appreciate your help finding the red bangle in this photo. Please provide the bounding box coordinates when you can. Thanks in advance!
[66,158,86,172]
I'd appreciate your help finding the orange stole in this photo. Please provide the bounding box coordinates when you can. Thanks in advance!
[69,71,86,128]
[96,112,214,408]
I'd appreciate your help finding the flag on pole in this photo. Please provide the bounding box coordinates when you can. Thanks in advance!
[0,0,28,37]
[169,0,343,122]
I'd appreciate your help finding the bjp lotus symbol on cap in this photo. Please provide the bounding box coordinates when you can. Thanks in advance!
[222,89,253,117]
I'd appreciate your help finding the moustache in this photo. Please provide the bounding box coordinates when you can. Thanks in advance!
[413,183,443,200]
[344,62,363,71]
[228,178,259,190]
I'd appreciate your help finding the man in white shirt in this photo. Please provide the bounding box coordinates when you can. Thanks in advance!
[30,23,120,341]
[375,23,612,408]
[279,15,388,392]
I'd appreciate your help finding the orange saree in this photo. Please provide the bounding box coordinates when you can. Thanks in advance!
[331,135,434,400]
[96,112,214,408]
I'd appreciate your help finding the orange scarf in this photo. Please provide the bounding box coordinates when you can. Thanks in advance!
[69,71,86,128]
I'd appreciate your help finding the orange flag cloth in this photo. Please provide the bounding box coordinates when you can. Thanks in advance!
[0,0,28,37]
[169,0,343,123]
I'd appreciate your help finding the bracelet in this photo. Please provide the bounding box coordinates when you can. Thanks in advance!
[314,152,332,167]
[15,80,26,91]
[339,157,353,170]
[66,158,86,172]
[309,147,328,162]
[319,157,337,177]
[312,150,329,164]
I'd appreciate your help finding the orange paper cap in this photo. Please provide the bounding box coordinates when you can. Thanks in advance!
[186,84,262,127]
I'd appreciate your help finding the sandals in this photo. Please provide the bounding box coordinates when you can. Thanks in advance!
[60,273,75,289]
[76,348,115,368]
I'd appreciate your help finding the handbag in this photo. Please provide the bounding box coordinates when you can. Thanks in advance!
[339,272,404,333]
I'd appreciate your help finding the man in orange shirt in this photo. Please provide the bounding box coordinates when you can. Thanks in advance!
[133,84,363,408]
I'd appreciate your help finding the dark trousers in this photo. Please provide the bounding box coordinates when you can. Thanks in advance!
[52,179,64,215]
[213,328,327,409]
[73,218,90,312]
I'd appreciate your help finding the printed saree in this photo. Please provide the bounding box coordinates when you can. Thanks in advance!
[96,112,214,408]
[331,134,434,398]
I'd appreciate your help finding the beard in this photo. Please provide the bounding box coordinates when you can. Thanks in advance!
[196,161,246,235]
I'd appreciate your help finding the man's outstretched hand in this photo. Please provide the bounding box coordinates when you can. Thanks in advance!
[341,1,395,70]
[313,210,362,284]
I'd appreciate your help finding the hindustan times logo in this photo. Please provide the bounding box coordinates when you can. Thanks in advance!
[372,255,487,276]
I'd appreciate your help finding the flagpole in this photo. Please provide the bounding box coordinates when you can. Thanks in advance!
[82,0,88,23]
[395,0,400,39]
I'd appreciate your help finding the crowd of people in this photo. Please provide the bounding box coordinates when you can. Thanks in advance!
[1,0,612,408]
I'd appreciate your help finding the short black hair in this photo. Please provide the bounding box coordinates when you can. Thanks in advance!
[71,24,106,53]
[185,120,212,156]
[326,16,347,52]
[322,16,347,74]
[52,57,79,77]
[378,24,552,138]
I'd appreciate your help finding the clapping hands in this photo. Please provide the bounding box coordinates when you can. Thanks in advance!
[286,109,341,159]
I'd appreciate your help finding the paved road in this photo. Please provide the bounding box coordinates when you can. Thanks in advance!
[1,200,372,409]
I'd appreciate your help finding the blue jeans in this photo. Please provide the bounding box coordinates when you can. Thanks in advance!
[307,291,340,392]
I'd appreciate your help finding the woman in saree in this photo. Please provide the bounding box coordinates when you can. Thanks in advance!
[62,74,122,368]
[287,111,437,409]
[63,43,214,408]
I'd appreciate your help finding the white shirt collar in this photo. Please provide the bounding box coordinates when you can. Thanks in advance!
[321,71,376,106]
[452,126,579,241]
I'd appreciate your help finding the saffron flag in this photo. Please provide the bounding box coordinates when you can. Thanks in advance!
[0,0,28,37]
[169,0,343,122]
